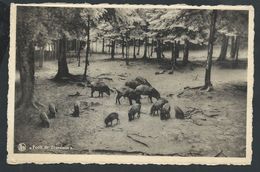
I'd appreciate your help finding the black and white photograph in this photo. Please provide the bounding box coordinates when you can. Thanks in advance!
[7,3,254,165]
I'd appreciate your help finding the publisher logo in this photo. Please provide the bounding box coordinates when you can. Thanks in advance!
[17,143,26,152]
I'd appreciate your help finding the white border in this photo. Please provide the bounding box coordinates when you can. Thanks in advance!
[7,3,254,165]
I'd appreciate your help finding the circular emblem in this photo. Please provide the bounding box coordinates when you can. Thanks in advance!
[17,143,26,152]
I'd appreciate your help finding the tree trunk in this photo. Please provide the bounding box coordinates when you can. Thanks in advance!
[90,40,93,56]
[55,34,70,79]
[156,39,161,60]
[95,41,98,53]
[183,39,189,65]
[176,41,180,59]
[204,10,217,90]
[147,38,150,58]
[235,36,240,63]
[230,36,236,59]
[125,38,129,65]
[217,34,229,61]
[111,40,115,59]
[133,38,136,59]
[83,15,90,81]
[171,41,176,73]
[161,39,165,58]
[75,39,78,54]
[53,41,56,60]
[137,38,141,55]
[77,41,83,67]
[150,39,154,57]
[39,47,44,67]
[114,40,117,54]
[143,37,148,59]
[108,40,111,53]
[102,38,105,53]
[122,36,125,58]
[56,40,59,60]
[51,43,55,61]
[17,41,35,108]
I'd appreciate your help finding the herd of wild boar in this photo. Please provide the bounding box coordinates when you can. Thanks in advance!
[39,76,185,128]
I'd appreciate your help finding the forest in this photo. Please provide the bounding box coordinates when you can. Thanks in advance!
[14,6,248,157]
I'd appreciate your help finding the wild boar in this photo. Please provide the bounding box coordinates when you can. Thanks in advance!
[88,81,111,97]
[150,98,168,116]
[125,79,141,89]
[104,112,120,127]
[160,103,171,120]
[71,101,80,117]
[115,86,141,105]
[135,76,152,86]
[125,76,152,89]
[128,103,141,121]
[135,85,160,103]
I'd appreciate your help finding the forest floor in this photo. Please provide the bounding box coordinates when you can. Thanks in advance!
[14,54,247,157]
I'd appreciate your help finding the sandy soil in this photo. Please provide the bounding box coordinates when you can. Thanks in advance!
[14,54,247,157]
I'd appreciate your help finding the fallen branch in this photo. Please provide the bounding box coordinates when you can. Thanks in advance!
[205,114,219,118]
[97,76,113,81]
[128,133,146,138]
[118,74,127,77]
[68,91,81,97]
[127,135,149,148]
[96,73,112,77]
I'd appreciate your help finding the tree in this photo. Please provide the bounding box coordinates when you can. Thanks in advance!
[16,7,48,109]
[55,33,71,79]
[142,36,148,59]
[80,8,107,79]
[133,38,137,59]
[183,38,189,65]
[102,8,145,63]
[203,10,217,91]
[83,15,90,81]
[216,10,248,61]
[148,9,209,64]
[121,36,125,58]
[217,34,229,61]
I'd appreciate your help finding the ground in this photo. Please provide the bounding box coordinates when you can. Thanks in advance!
[14,52,247,157]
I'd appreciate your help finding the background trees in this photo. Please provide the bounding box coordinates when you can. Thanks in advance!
[16,6,248,110]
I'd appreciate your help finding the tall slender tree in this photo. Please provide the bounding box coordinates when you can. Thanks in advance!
[83,15,90,81]
[203,10,217,90]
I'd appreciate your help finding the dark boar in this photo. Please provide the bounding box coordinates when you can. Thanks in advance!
[150,98,168,116]
[115,86,141,105]
[40,112,50,128]
[71,101,80,117]
[125,77,151,89]
[48,103,58,118]
[135,76,151,86]
[160,103,171,120]
[104,112,120,127]
[89,81,111,97]
[125,79,141,89]
[135,85,160,103]
[174,106,184,119]
[128,103,141,121]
